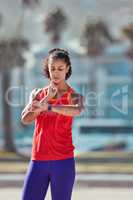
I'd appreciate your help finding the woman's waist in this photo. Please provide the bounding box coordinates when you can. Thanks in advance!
[34,128,73,138]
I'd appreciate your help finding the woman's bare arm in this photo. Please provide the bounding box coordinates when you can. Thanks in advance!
[51,93,85,116]
[21,84,58,124]
[21,103,40,125]
[21,93,49,125]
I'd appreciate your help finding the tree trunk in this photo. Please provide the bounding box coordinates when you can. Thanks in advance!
[1,70,16,152]
[89,58,98,118]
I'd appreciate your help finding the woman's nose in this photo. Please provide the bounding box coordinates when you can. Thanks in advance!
[53,70,59,74]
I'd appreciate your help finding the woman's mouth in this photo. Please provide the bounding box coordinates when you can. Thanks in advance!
[53,77,59,80]
[53,78,61,84]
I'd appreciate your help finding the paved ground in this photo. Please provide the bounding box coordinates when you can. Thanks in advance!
[0,151,133,199]
[1,151,133,174]
[0,173,133,200]
[0,187,133,200]
[1,173,133,188]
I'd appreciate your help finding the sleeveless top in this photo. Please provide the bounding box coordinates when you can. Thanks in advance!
[31,85,75,161]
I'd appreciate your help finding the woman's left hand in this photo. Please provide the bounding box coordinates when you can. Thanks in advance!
[30,100,48,113]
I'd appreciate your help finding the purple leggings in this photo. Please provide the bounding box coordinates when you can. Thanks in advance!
[21,158,75,200]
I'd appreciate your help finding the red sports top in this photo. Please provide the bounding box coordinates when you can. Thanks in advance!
[31,85,75,161]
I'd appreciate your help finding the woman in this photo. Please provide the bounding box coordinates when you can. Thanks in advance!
[21,48,84,200]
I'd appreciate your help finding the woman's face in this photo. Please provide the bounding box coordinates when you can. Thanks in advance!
[48,58,69,84]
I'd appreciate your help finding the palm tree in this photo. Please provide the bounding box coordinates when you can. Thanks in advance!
[122,23,133,94]
[122,23,133,59]
[81,18,114,56]
[0,40,28,152]
[43,7,68,44]
[0,0,39,153]
[81,18,114,118]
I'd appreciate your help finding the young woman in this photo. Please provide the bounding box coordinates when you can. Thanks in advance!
[21,48,84,200]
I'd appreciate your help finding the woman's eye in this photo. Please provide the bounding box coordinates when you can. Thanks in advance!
[51,68,63,71]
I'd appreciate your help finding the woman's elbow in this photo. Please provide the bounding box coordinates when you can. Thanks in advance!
[21,118,28,125]
[75,106,84,116]
[21,115,32,125]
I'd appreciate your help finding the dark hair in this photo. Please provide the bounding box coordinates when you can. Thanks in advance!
[43,48,72,80]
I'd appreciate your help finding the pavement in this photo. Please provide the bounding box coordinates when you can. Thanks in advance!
[1,173,133,188]
[0,186,133,200]
[0,173,133,200]
[1,151,133,174]
[0,150,133,199]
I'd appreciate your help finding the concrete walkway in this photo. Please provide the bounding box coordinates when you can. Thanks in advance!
[0,187,133,200]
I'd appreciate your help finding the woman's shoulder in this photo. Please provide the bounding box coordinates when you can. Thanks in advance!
[69,86,81,96]
[67,84,76,93]
[69,86,84,104]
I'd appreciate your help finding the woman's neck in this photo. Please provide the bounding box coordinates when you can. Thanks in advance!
[51,80,69,92]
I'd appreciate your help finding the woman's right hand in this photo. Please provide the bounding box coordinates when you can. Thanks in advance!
[29,100,48,113]
[46,81,58,100]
